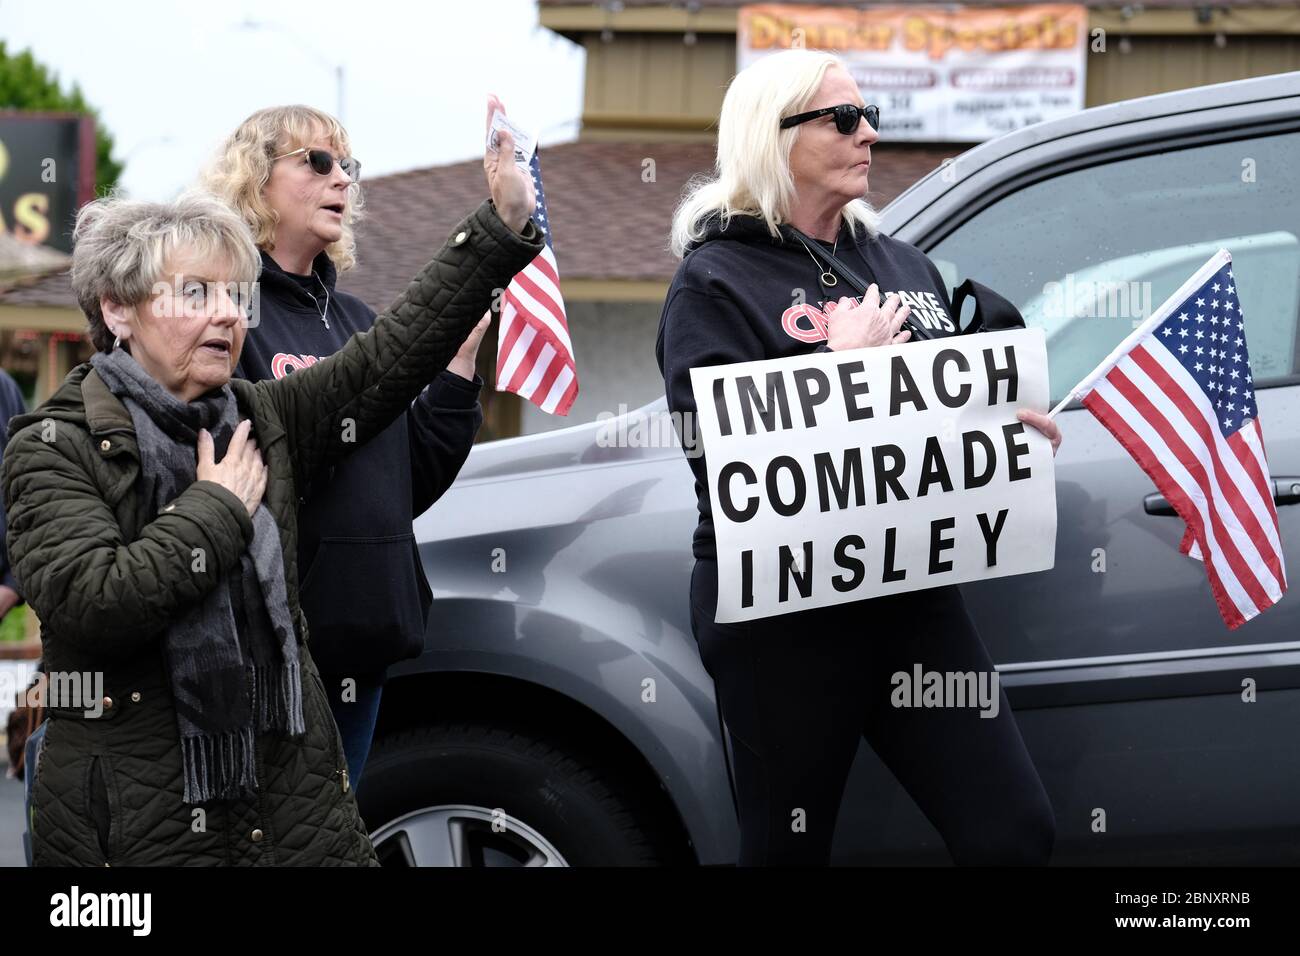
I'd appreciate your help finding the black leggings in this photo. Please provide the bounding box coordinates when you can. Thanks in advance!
[689,559,1056,866]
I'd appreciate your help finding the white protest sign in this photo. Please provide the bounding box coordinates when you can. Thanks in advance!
[690,328,1056,623]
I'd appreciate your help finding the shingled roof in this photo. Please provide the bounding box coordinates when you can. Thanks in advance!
[0,268,76,310]
[0,140,960,315]
[348,140,958,309]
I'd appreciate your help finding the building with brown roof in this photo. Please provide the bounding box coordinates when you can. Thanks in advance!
[346,137,962,435]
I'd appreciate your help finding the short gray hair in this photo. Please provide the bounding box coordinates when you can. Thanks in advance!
[71,190,261,351]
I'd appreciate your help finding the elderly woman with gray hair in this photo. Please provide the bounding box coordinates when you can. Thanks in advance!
[2,120,540,866]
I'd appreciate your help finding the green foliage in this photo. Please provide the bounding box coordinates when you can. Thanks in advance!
[0,40,122,194]
[0,604,26,643]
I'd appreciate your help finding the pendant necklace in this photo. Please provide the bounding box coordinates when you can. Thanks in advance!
[311,270,331,330]
[795,225,841,289]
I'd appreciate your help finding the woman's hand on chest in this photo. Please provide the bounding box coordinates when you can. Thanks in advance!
[824,285,912,351]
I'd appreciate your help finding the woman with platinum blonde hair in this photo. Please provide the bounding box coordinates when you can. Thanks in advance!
[3,113,541,865]
[202,102,499,793]
[656,48,1060,866]
[669,49,881,258]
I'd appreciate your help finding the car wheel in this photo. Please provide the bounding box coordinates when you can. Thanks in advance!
[359,721,669,866]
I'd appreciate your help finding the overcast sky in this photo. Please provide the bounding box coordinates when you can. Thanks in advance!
[1,0,586,200]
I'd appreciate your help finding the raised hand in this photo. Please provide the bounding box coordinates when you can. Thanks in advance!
[483,95,536,235]
[448,314,491,381]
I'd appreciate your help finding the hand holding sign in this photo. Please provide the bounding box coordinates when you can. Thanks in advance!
[690,328,1057,623]
[825,284,913,350]
[1016,408,1062,456]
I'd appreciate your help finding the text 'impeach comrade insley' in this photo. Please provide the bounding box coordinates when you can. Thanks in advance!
[690,328,1057,623]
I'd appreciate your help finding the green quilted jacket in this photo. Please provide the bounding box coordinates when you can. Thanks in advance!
[1,200,543,866]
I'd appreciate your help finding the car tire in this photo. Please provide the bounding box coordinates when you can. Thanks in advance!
[359,720,670,866]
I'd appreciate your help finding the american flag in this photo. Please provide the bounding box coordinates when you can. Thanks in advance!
[493,151,578,415]
[1064,249,1286,629]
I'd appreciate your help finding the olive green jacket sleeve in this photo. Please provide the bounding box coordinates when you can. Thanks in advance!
[259,199,544,486]
[0,426,254,658]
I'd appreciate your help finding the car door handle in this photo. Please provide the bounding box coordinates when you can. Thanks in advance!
[1143,493,1177,516]
[1144,476,1300,516]
[1275,476,1300,506]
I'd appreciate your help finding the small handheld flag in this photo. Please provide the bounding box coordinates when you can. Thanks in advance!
[492,150,578,416]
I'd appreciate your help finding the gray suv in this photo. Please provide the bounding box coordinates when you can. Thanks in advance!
[359,71,1300,866]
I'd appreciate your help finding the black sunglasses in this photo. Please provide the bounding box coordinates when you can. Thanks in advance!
[273,147,362,183]
[780,103,881,135]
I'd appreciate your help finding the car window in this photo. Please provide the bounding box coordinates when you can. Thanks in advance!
[928,131,1300,404]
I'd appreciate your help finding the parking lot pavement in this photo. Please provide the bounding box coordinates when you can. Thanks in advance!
[0,761,26,867]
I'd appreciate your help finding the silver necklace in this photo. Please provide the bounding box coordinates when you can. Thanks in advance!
[311,270,330,330]
[794,226,841,288]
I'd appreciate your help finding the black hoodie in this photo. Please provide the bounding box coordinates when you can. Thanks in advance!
[236,249,484,676]
[655,214,958,561]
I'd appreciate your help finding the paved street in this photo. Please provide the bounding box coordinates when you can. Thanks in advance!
[0,759,27,867]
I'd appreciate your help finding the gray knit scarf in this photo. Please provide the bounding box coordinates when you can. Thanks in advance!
[90,348,304,805]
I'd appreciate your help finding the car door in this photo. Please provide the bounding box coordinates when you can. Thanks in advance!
[831,102,1300,864]
[927,124,1300,663]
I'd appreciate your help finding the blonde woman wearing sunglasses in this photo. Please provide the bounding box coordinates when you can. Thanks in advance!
[657,50,1060,866]
[202,101,507,797]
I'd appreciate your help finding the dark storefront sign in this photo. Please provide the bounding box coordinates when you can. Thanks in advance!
[0,112,96,253]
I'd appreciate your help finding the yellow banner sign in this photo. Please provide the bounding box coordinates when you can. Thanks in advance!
[738,4,1089,140]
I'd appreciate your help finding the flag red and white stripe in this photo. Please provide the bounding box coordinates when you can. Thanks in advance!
[1059,249,1286,629]
[493,151,578,416]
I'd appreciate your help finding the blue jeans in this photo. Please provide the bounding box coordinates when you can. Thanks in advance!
[317,671,384,793]
[23,720,46,867]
